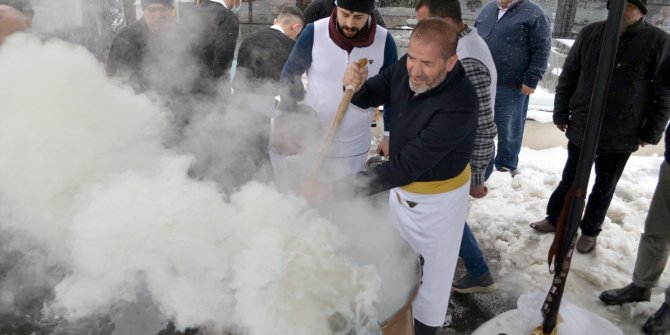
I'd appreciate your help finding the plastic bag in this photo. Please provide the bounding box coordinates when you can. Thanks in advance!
[517,290,623,335]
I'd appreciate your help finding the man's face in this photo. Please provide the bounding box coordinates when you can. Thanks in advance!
[336,7,369,38]
[406,38,456,94]
[622,3,643,29]
[143,4,171,33]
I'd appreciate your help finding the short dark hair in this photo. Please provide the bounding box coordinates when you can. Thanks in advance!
[410,17,458,59]
[415,0,462,24]
[278,5,305,24]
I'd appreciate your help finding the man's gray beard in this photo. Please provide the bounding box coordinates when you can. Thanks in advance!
[409,79,430,95]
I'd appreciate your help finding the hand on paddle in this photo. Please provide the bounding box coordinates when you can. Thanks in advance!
[343,61,368,93]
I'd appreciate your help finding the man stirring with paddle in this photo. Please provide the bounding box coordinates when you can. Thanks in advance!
[342,18,478,335]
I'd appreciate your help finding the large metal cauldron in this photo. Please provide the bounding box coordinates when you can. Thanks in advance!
[379,256,421,335]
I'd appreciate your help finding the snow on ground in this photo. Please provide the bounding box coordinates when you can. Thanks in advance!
[467,143,667,334]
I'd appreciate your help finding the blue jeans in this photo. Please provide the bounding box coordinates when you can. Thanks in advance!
[493,86,529,171]
[459,222,490,279]
[461,154,494,279]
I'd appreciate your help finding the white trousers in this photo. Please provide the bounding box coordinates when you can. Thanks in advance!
[389,183,469,327]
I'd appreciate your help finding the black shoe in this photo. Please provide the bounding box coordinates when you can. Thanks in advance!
[497,167,519,177]
[643,303,670,335]
[599,283,651,305]
[452,273,498,294]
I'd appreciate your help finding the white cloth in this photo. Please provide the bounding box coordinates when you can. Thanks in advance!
[305,18,387,161]
[388,183,469,327]
[209,0,227,7]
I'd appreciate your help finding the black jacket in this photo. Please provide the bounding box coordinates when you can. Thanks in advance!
[352,55,479,195]
[303,0,386,28]
[233,27,295,93]
[107,19,152,90]
[554,19,670,153]
[185,0,240,96]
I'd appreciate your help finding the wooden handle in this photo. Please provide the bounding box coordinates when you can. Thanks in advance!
[306,59,369,182]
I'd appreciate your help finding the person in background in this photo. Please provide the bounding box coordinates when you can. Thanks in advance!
[303,0,386,28]
[530,0,670,254]
[233,5,304,97]
[107,0,175,91]
[412,0,498,294]
[0,0,32,28]
[232,5,305,182]
[475,0,551,175]
[188,0,241,97]
[339,18,478,335]
[599,56,670,335]
[0,4,26,45]
[278,0,397,179]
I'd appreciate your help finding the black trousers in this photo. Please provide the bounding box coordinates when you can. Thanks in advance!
[414,318,438,335]
[546,141,631,237]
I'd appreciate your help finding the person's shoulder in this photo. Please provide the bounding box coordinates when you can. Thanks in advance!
[640,20,670,40]
[568,21,602,41]
[116,20,147,40]
[481,1,497,10]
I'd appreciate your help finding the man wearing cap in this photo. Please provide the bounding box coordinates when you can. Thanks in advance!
[278,0,397,179]
[530,0,670,254]
[303,0,387,28]
[107,0,175,91]
[0,4,26,45]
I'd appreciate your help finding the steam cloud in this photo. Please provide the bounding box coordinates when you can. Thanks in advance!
[0,34,416,334]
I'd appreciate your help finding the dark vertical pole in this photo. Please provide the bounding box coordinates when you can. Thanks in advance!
[248,0,253,23]
[540,0,626,333]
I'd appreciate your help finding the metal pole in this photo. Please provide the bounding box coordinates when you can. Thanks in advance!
[539,0,626,333]
[248,0,253,23]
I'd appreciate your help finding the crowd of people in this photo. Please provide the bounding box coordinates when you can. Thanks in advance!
[1,0,670,334]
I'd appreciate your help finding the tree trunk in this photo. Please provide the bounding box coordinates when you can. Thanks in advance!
[553,0,578,38]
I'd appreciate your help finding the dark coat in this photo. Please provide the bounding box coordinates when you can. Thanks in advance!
[233,27,295,92]
[107,19,151,89]
[352,55,479,195]
[107,19,194,100]
[303,0,386,28]
[553,19,670,153]
[185,0,240,96]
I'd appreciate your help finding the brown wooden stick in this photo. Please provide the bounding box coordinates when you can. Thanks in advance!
[306,58,368,182]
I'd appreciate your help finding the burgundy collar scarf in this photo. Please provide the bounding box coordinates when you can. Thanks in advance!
[327,8,377,54]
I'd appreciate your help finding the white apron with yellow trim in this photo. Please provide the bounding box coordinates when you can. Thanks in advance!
[389,165,471,327]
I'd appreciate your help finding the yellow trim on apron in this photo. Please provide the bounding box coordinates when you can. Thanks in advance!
[400,164,471,195]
